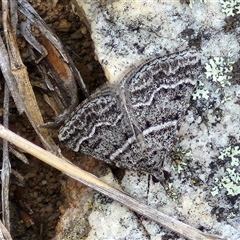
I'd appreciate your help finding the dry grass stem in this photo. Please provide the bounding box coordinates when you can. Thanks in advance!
[1,85,11,232]
[0,124,228,240]
[0,220,12,240]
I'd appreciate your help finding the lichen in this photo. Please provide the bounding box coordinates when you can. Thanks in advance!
[218,145,240,166]
[188,0,207,9]
[211,145,240,197]
[205,56,234,88]
[220,173,240,196]
[192,88,210,100]
[220,0,240,17]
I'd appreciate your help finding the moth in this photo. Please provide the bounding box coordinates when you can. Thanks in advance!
[59,48,201,176]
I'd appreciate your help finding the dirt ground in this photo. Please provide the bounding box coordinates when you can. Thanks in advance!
[0,0,106,239]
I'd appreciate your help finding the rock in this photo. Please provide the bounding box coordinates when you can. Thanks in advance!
[59,0,240,239]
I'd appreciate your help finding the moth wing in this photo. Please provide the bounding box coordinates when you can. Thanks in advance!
[59,86,133,165]
[59,49,201,174]
[121,49,201,161]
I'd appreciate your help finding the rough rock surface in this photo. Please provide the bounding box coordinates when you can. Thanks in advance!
[57,0,240,239]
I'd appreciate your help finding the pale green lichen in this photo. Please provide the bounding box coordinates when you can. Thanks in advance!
[192,88,210,100]
[205,57,234,88]
[188,0,207,9]
[211,146,240,197]
[227,212,236,218]
[192,81,210,100]
[226,168,240,182]
[220,173,240,196]
[220,0,240,17]
[211,184,219,197]
[218,146,240,166]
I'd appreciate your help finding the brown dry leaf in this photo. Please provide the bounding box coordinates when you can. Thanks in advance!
[18,0,89,126]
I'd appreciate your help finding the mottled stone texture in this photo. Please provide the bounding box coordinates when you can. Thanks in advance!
[58,0,240,239]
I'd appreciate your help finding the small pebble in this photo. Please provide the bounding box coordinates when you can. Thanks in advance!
[83,41,92,48]
[37,196,44,203]
[80,26,87,35]
[45,205,53,213]
[42,180,48,185]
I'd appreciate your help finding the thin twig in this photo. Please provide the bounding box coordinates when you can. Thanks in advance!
[9,0,18,34]
[8,146,29,164]
[0,124,228,240]
[1,0,58,153]
[18,0,89,97]
[0,35,24,114]
[1,85,11,232]
[0,220,12,240]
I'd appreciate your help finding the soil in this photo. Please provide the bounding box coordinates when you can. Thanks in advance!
[0,0,107,239]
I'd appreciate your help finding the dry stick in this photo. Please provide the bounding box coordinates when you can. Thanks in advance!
[0,125,228,240]
[9,0,18,34]
[0,0,24,115]
[1,86,11,232]
[0,225,4,240]
[17,0,89,97]
[0,36,24,115]
[2,0,58,153]
[0,220,12,240]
